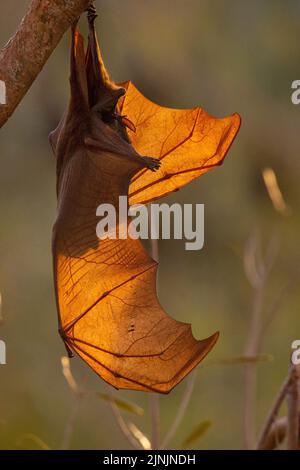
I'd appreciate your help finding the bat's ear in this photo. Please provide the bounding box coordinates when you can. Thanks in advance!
[70,24,89,111]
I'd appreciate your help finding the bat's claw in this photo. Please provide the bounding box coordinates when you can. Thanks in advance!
[143,157,161,172]
[87,3,97,23]
[59,328,74,358]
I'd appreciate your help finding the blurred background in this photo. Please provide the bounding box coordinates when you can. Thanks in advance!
[0,0,299,450]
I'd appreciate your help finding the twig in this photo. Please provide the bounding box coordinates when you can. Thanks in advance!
[149,393,160,450]
[261,280,292,336]
[243,284,264,449]
[108,398,142,450]
[161,371,196,449]
[243,233,266,449]
[258,413,300,450]
[127,422,151,450]
[0,0,92,128]
[257,371,294,449]
[60,392,83,450]
[61,354,142,450]
[262,167,291,216]
[60,356,85,449]
[243,231,278,449]
[286,365,299,450]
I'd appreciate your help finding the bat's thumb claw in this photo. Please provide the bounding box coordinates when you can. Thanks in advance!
[143,157,161,172]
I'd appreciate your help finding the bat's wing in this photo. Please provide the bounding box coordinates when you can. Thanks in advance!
[52,21,237,394]
[55,229,218,393]
[118,81,241,206]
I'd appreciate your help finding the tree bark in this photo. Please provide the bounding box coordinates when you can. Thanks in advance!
[0,0,92,128]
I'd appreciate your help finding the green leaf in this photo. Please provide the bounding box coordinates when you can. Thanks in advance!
[182,421,211,448]
[97,393,144,416]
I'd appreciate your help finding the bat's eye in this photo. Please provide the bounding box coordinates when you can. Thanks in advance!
[94,108,111,123]
[95,109,109,123]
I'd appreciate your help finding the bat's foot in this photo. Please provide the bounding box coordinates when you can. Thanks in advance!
[143,157,161,172]
[87,2,98,24]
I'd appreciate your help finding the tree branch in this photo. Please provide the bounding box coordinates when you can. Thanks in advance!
[0,0,92,128]
[257,367,298,450]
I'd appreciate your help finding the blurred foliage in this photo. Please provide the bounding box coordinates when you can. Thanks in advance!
[182,421,212,449]
[0,0,299,450]
[97,394,144,417]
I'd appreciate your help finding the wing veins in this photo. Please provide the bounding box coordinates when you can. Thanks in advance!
[62,263,157,333]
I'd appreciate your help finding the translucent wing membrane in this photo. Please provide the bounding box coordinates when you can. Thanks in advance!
[119,81,241,206]
[51,16,240,393]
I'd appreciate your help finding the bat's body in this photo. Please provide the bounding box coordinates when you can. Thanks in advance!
[50,9,240,393]
[51,96,218,393]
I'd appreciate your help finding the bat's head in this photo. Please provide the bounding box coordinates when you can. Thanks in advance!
[91,87,125,123]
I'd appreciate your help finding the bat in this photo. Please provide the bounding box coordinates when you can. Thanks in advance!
[49,6,241,393]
